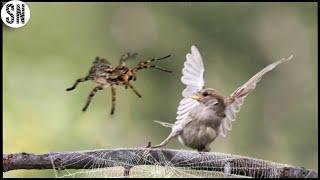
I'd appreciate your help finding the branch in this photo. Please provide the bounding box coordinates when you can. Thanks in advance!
[3,148,317,178]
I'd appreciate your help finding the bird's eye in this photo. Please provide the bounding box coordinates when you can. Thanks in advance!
[203,91,209,96]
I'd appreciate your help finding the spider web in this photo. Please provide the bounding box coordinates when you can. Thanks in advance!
[48,148,292,178]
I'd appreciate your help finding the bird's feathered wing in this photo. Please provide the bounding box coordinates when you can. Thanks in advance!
[154,46,205,130]
[173,46,205,130]
[219,55,293,137]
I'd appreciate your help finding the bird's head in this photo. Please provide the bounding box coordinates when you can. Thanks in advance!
[189,88,224,107]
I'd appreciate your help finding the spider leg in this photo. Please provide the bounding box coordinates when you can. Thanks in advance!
[133,55,172,73]
[66,76,91,91]
[82,86,104,112]
[135,64,172,73]
[140,55,171,63]
[119,52,137,66]
[110,86,116,115]
[152,55,171,61]
[125,82,142,98]
[150,65,172,73]
[144,55,171,63]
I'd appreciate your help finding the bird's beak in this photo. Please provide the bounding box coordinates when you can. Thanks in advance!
[189,93,201,101]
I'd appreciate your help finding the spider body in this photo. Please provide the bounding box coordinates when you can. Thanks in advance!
[66,53,171,115]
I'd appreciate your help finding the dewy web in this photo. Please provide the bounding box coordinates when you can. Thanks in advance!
[48,148,293,178]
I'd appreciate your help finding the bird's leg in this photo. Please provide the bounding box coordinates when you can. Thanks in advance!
[82,86,104,112]
[202,147,210,152]
[119,52,137,66]
[143,131,179,157]
[66,76,91,91]
[151,131,179,149]
[144,141,152,148]
[125,82,142,98]
[197,146,210,155]
[110,86,116,115]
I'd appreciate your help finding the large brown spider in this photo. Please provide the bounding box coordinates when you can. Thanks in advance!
[66,52,172,115]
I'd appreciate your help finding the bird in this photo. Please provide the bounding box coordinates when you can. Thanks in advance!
[150,45,293,152]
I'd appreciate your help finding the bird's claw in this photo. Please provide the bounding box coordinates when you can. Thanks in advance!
[144,141,152,148]
[142,141,153,158]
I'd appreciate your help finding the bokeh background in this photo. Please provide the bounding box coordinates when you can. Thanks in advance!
[3,2,317,178]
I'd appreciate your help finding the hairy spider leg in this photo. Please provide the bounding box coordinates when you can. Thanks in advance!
[110,86,116,115]
[66,76,91,91]
[133,55,172,73]
[125,82,142,98]
[82,86,104,112]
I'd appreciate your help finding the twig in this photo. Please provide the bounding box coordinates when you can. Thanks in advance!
[3,148,318,178]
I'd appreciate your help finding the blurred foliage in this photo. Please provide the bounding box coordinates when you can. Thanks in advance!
[3,2,317,178]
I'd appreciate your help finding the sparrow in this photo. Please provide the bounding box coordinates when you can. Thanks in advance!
[151,45,293,152]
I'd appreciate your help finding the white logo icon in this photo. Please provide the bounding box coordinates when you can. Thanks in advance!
[1,0,30,28]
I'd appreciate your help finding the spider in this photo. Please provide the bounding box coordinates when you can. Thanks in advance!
[66,52,172,115]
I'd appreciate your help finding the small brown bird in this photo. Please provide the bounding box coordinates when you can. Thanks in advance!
[151,46,293,152]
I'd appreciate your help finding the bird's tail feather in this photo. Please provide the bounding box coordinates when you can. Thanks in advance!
[154,120,173,128]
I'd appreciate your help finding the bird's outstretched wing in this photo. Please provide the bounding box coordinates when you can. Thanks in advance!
[219,55,293,137]
[174,46,205,129]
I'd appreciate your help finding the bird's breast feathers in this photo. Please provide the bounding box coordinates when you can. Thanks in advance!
[189,104,223,123]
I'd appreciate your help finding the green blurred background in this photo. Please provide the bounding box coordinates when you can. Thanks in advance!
[3,2,317,178]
